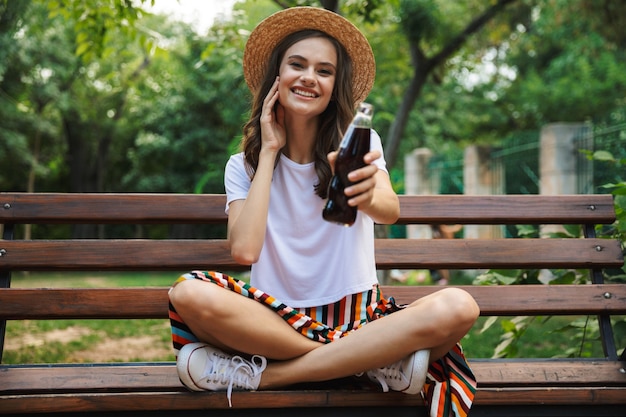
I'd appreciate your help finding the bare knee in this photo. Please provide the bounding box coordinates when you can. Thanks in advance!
[439,287,480,329]
[169,278,195,309]
[407,287,479,342]
[169,279,224,320]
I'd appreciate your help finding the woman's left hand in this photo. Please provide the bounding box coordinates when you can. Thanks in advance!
[327,150,381,209]
[327,149,399,224]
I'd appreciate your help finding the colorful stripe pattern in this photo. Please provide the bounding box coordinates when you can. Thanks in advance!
[168,270,476,417]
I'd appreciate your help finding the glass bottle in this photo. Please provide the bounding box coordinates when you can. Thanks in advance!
[322,102,373,226]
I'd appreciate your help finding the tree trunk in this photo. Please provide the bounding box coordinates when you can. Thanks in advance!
[384,59,429,169]
[384,0,518,170]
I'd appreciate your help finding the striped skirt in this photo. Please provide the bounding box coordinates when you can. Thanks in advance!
[169,271,476,417]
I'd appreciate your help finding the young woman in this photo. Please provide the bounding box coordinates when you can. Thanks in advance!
[168,7,480,417]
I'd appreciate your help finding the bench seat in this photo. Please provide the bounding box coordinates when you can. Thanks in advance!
[1,193,624,416]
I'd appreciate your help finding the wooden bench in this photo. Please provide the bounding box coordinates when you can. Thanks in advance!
[0,192,624,417]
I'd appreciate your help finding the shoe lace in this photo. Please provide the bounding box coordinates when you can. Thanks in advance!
[368,360,403,393]
[203,353,267,407]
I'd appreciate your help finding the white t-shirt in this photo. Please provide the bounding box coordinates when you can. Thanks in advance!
[224,129,388,308]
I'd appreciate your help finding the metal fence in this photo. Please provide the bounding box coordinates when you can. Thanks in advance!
[579,121,626,193]
[492,131,540,195]
[430,118,625,196]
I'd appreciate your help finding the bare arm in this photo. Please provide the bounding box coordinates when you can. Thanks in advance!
[227,148,279,265]
[228,78,285,264]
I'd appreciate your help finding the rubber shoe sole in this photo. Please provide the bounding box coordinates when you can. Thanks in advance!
[177,342,211,391]
[402,349,430,394]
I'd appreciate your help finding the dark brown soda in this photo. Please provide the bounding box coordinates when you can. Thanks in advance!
[322,127,370,226]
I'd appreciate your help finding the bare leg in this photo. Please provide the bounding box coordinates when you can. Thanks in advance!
[259,287,479,388]
[170,279,320,359]
[170,280,479,389]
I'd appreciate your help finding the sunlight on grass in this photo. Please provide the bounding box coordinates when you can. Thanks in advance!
[5,272,180,364]
[10,271,180,288]
[4,318,175,364]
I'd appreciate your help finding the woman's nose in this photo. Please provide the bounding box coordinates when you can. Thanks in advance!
[300,70,316,86]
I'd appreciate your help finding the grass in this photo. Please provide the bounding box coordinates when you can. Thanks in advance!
[3,317,173,363]
[4,271,179,364]
[10,270,179,288]
[3,271,620,364]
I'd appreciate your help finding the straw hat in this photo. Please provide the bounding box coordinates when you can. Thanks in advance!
[243,6,376,104]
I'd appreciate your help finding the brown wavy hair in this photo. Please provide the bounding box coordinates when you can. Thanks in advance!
[240,30,355,199]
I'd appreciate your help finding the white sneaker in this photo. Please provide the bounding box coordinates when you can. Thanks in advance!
[177,342,267,406]
[366,349,430,395]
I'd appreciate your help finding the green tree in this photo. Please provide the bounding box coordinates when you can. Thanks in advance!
[495,0,626,129]
[0,0,73,193]
[122,12,250,195]
[46,0,155,63]
[3,0,625,222]
[1,1,252,238]
[381,0,520,168]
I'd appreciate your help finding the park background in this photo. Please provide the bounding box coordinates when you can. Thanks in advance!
[1,0,624,363]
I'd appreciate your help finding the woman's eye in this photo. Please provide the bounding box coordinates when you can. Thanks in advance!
[290,62,303,69]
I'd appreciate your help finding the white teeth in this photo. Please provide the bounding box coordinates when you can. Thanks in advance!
[293,89,316,98]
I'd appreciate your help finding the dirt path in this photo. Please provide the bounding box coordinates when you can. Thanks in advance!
[6,325,173,362]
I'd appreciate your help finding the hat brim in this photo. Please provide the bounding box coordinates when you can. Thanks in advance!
[243,7,375,104]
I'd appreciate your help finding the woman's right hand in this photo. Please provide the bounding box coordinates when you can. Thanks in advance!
[260,76,286,153]
[228,79,284,263]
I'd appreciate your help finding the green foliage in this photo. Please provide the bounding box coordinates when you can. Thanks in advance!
[45,0,157,62]
[553,316,601,358]
[490,316,531,358]
[0,0,252,200]
[495,0,626,128]
[586,150,626,281]
[343,0,391,23]
[121,12,249,195]
[474,314,613,359]
[2,0,626,229]
[475,147,626,359]
[464,315,605,358]
[399,0,440,44]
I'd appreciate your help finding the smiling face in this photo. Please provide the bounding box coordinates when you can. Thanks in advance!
[277,36,337,118]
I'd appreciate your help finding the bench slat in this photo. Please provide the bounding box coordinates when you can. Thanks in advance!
[0,390,418,414]
[385,284,626,315]
[2,388,624,414]
[0,193,228,224]
[2,361,624,393]
[0,238,622,271]
[1,285,625,319]
[0,240,243,271]
[396,194,616,225]
[1,362,624,413]
[472,359,626,386]
[1,388,625,414]
[375,238,623,269]
[0,193,616,225]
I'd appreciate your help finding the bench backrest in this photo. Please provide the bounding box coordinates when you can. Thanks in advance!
[1,192,624,362]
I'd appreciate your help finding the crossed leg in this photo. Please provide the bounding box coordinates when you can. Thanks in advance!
[169,278,479,389]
